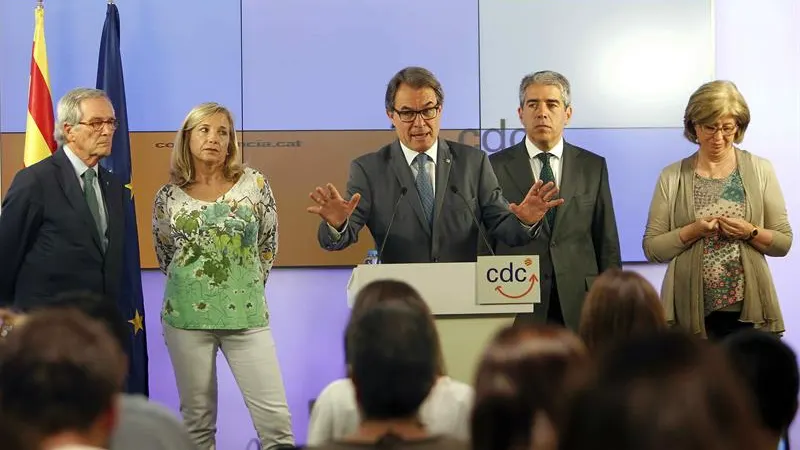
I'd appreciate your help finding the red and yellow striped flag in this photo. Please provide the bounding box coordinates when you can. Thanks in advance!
[23,3,56,167]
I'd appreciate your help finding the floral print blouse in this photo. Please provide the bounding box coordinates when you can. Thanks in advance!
[694,169,746,314]
[152,167,278,330]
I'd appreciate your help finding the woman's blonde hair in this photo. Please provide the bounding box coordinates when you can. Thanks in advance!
[683,80,750,145]
[169,102,243,186]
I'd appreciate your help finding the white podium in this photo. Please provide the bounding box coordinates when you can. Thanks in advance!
[347,261,536,384]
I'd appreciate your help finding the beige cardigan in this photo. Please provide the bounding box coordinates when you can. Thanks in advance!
[642,148,792,336]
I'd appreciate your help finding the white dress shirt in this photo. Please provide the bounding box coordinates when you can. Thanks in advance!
[306,376,473,445]
[64,145,108,247]
[525,136,564,188]
[400,140,438,197]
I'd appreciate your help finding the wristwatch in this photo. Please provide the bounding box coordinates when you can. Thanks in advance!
[745,227,758,241]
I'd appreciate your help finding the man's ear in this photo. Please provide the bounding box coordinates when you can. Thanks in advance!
[96,393,121,437]
[386,110,396,130]
[62,123,74,143]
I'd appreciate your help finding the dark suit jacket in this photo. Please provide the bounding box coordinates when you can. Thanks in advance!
[318,138,533,263]
[0,148,125,309]
[488,140,621,329]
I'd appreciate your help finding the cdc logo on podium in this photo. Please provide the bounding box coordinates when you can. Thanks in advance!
[476,255,540,305]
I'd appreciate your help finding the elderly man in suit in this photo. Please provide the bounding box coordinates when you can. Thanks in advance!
[488,71,621,330]
[307,66,562,263]
[0,87,124,310]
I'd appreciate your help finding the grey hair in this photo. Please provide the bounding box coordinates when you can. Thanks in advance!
[54,88,112,146]
[385,66,444,112]
[518,71,572,108]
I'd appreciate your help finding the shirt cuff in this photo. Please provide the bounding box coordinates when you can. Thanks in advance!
[326,218,348,241]
[520,219,543,237]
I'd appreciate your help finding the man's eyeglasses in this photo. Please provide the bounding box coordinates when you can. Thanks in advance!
[699,123,737,137]
[78,119,119,132]
[393,105,440,123]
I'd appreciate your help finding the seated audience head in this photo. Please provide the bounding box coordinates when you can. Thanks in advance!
[347,280,446,376]
[0,308,126,449]
[578,268,666,354]
[0,417,37,450]
[345,280,439,423]
[48,290,131,358]
[561,330,763,450]
[722,330,799,447]
[471,324,590,450]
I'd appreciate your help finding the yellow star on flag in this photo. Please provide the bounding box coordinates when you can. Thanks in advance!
[125,182,134,199]
[128,309,144,335]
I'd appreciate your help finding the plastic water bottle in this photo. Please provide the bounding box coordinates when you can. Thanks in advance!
[364,249,379,264]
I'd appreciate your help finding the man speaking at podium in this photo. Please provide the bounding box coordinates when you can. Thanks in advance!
[307,67,563,264]
[488,71,621,330]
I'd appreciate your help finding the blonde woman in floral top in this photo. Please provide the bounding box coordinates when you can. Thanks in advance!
[152,102,293,450]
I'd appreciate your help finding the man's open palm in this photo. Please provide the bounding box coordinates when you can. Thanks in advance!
[306,183,361,229]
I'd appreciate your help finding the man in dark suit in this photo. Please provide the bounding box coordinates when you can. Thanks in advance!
[489,71,621,330]
[0,87,124,311]
[307,66,563,263]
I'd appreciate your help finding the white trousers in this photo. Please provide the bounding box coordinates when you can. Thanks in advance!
[163,322,294,450]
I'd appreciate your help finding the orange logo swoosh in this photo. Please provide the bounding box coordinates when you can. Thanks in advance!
[495,273,539,299]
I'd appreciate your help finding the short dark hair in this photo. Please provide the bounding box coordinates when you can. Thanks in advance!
[561,331,762,450]
[471,324,590,450]
[0,416,38,450]
[346,280,446,375]
[0,309,126,435]
[722,330,799,434]
[578,269,667,354]
[47,290,130,356]
[384,66,444,113]
[346,297,438,420]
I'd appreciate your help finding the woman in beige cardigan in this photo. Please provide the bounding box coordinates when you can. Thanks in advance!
[643,80,792,339]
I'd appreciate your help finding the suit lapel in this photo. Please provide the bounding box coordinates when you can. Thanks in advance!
[552,142,580,235]
[432,138,452,231]
[52,148,103,252]
[503,141,536,199]
[388,141,431,236]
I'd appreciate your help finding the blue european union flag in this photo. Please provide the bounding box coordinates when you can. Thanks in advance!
[97,2,149,396]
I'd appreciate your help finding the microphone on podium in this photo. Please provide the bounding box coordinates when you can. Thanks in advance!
[450,185,495,256]
[377,186,408,264]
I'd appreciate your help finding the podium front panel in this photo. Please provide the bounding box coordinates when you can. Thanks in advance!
[347,263,533,316]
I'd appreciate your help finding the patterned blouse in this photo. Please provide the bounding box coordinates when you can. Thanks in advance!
[152,167,278,330]
[693,169,746,314]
